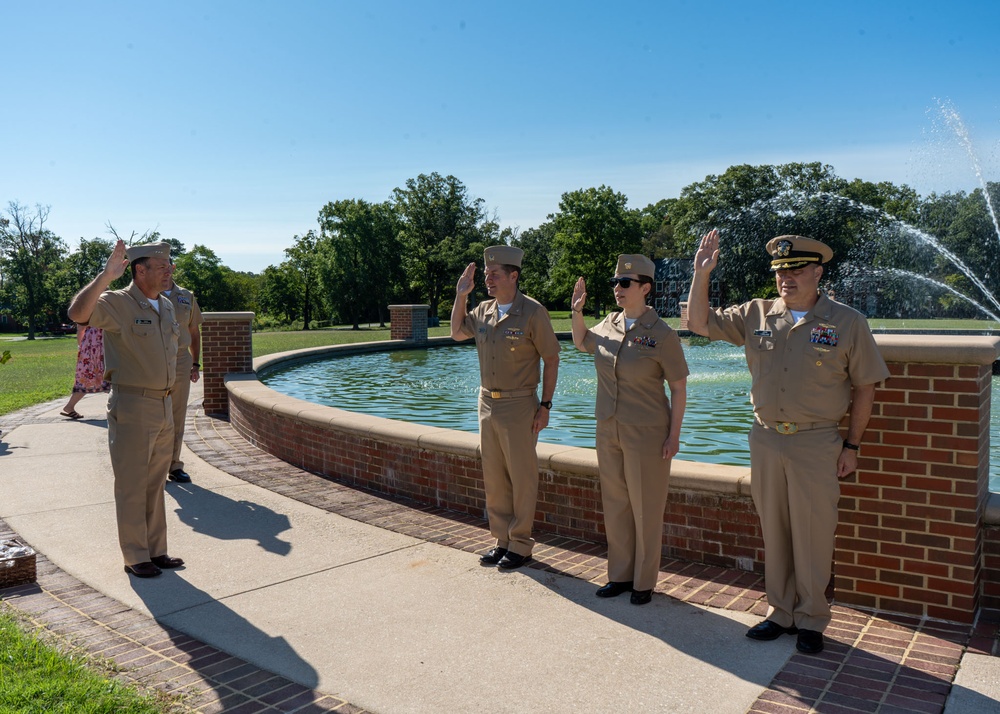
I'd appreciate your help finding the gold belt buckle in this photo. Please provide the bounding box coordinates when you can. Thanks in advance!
[490,390,502,399]
[776,422,798,435]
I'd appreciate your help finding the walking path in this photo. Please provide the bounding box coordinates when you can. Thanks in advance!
[0,389,997,713]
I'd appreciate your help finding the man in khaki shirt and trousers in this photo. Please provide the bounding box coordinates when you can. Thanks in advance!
[69,240,185,579]
[451,246,560,570]
[687,230,889,654]
[164,259,204,483]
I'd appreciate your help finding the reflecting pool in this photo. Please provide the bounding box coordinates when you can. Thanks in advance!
[261,341,1000,491]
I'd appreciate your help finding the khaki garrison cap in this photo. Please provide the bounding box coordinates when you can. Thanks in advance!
[484,245,523,268]
[125,241,171,263]
[615,254,656,280]
[766,235,833,271]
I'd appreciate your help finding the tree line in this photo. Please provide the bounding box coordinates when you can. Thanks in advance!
[2,163,998,339]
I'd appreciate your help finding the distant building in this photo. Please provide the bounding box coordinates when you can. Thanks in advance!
[650,257,724,317]
[0,307,25,333]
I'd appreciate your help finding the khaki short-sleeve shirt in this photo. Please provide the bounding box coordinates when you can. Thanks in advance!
[460,291,560,391]
[87,283,180,390]
[706,292,889,424]
[582,307,689,425]
[166,284,203,353]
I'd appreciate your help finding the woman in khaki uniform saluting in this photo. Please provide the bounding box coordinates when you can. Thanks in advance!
[571,254,688,605]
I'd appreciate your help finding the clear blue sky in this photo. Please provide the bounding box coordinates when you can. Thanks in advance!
[3,1,998,273]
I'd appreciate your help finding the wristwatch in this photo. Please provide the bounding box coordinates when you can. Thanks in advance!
[539,400,552,410]
[843,440,859,451]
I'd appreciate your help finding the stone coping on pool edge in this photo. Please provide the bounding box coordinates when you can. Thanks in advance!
[235,332,1000,521]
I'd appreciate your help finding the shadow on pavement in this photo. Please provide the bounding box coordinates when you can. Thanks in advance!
[167,482,293,555]
[128,568,321,706]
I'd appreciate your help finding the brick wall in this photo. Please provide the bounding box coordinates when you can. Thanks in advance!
[835,336,999,623]
[226,387,760,568]
[201,313,254,416]
[985,522,1000,617]
[389,304,429,342]
[216,331,1000,623]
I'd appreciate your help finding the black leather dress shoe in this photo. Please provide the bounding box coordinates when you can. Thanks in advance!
[630,589,653,605]
[124,562,162,578]
[596,581,634,598]
[796,629,824,654]
[497,552,532,570]
[479,547,508,565]
[746,620,798,641]
[168,469,192,483]
[151,555,184,569]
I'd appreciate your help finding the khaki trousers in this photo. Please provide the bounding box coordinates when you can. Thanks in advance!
[596,419,671,591]
[749,423,842,632]
[170,354,192,473]
[108,389,174,565]
[478,395,540,557]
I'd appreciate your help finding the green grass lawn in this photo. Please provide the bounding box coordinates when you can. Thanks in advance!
[0,610,172,714]
[0,336,80,416]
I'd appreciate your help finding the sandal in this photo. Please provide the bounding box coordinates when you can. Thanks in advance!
[60,410,83,420]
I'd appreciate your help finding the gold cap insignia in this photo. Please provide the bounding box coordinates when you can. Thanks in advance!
[624,262,632,269]
[776,240,792,257]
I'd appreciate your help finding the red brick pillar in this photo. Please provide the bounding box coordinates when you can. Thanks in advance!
[679,301,689,331]
[835,335,999,623]
[389,304,429,342]
[201,312,254,417]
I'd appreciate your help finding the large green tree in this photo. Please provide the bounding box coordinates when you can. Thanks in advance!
[638,198,681,259]
[173,244,234,312]
[549,186,642,316]
[513,221,557,305]
[282,231,324,329]
[53,237,114,313]
[258,263,304,323]
[392,173,486,318]
[318,199,403,329]
[0,202,68,338]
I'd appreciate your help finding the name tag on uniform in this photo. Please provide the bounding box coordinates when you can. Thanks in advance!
[135,319,153,325]
[753,329,772,337]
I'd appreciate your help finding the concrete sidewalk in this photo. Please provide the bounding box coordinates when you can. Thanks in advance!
[1,390,998,714]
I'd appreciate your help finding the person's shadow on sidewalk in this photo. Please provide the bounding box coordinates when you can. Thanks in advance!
[128,570,322,708]
[167,482,292,555]
[520,563,996,713]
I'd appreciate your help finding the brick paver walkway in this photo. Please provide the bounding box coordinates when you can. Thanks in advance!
[1,401,997,713]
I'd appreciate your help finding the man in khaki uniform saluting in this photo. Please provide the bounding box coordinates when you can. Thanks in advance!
[451,246,560,570]
[164,258,204,483]
[687,230,889,654]
[68,239,184,579]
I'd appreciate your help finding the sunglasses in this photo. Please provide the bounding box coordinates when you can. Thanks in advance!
[609,277,641,289]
